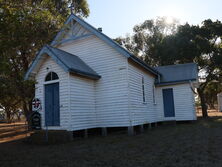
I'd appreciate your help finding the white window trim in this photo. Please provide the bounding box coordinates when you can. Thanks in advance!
[153,84,157,105]
[44,71,59,85]
[142,76,146,103]
[45,71,59,82]
[43,79,60,85]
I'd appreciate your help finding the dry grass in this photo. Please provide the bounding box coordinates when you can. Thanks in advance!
[1,115,222,167]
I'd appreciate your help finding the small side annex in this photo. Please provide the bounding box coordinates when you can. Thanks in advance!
[155,63,197,122]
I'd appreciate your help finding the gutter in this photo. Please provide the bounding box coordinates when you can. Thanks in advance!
[69,68,101,80]
[155,79,197,87]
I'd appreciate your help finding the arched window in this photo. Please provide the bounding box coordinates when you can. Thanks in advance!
[45,72,59,81]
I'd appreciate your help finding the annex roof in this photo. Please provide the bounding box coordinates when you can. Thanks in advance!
[25,45,101,80]
[155,63,198,86]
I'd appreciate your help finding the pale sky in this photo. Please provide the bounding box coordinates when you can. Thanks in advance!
[85,0,222,38]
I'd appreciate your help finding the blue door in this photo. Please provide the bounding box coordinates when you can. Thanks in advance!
[45,83,60,126]
[162,88,175,117]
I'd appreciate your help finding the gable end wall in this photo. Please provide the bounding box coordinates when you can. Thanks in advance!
[60,35,130,128]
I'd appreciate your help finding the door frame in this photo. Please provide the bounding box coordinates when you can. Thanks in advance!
[162,88,176,120]
[44,80,60,127]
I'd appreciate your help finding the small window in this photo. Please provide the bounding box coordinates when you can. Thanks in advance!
[142,77,146,103]
[153,85,156,104]
[45,72,59,81]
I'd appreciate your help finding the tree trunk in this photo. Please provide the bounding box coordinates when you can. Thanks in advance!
[15,112,21,121]
[5,108,11,123]
[197,88,208,118]
[23,101,31,121]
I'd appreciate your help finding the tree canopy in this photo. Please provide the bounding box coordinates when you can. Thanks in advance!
[0,0,90,121]
[115,17,180,66]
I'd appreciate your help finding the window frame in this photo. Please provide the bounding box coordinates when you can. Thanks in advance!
[142,76,146,103]
[153,84,157,105]
[45,72,59,82]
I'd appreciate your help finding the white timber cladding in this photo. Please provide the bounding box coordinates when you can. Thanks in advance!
[155,84,197,121]
[69,73,97,130]
[35,56,69,130]
[128,62,157,125]
[63,21,90,41]
[128,62,196,124]
[59,35,130,128]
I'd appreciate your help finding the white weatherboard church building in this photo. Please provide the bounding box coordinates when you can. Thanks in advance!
[25,14,198,134]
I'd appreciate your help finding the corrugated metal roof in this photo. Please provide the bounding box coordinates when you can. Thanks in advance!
[50,14,160,76]
[24,45,101,80]
[155,63,197,85]
[46,45,101,79]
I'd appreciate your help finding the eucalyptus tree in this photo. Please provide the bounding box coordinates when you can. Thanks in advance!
[167,20,222,117]
[115,17,180,66]
[0,0,90,120]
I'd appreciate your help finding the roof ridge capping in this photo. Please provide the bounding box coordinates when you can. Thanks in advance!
[46,44,77,58]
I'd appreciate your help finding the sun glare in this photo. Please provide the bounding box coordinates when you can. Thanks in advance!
[159,5,184,23]
[165,16,174,24]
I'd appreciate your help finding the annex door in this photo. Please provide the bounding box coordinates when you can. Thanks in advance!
[162,88,175,117]
[45,83,60,126]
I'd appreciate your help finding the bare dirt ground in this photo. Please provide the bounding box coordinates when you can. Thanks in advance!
[197,109,222,117]
[0,122,30,143]
[1,114,222,167]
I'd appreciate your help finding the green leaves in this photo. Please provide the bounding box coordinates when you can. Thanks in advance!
[115,17,180,66]
[73,0,90,17]
[0,0,90,120]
